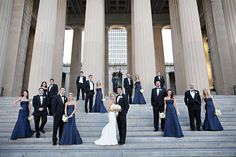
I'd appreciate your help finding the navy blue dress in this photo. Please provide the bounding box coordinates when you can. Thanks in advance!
[91,88,107,113]
[163,99,184,138]
[203,98,223,131]
[11,101,34,140]
[59,105,82,145]
[132,81,146,104]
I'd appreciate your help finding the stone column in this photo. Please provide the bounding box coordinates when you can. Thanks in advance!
[104,26,109,96]
[3,0,33,96]
[222,0,236,86]
[28,0,58,95]
[0,0,14,95]
[82,0,105,85]
[178,0,209,91]
[52,0,67,88]
[169,0,186,94]
[131,0,156,96]
[69,27,82,94]
[203,0,234,94]
[153,25,166,76]
[127,26,133,75]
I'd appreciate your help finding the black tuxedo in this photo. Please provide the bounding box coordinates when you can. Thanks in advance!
[32,95,48,136]
[48,83,58,115]
[116,93,129,144]
[154,75,165,88]
[123,78,133,104]
[85,80,95,112]
[76,76,86,100]
[184,89,201,130]
[151,87,166,131]
[51,94,67,143]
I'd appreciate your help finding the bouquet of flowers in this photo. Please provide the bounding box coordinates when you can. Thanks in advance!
[159,112,166,119]
[62,114,68,122]
[28,114,34,121]
[214,109,222,117]
[140,89,144,93]
[102,98,106,102]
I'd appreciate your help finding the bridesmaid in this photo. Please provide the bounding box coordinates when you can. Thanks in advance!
[202,89,223,131]
[91,81,107,113]
[132,74,146,104]
[163,89,183,138]
[59,93,82,145]
[40,81,48,96]
[11,90,34,140]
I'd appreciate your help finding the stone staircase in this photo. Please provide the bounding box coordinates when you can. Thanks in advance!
[0,96,236,157]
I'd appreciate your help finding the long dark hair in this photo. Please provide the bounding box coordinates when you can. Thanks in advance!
[41,81,47,88]
[21,90,29,99]
[166,89,174,99]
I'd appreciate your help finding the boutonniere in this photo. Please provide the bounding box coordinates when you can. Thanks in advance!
[43,96,46,99]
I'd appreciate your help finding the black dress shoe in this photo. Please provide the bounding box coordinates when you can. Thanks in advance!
[36,134,40,138]
[119,142,125,145]
[40,129,46,134]
[53,142,57,145]
[154,129,158,132]
[197,128,201,131]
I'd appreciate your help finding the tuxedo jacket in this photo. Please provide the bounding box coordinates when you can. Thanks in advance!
[76,76,86,86]
[48,84,58,97]
[184,90,201,110]
[123,78,133,90]
[32,95,48,116]
[116,93,129,114]
[85,80,95,94]
[154,75,165,86]
[151,87,167,108]
[51,94,67,116]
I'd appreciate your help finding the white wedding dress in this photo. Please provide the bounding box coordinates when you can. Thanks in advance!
[94,111,118,145]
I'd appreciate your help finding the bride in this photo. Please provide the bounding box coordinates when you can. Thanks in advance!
[94,93,118,145]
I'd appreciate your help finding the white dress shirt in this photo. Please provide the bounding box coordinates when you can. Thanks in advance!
[128,78,131,85]
[79,77,83,83]
[40,96,43,105]
[190,90,195,98]
[89,81,94,90]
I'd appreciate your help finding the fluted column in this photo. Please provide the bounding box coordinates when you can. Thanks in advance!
[52,0,67,88]
[127,26,133,75]
[153,25,165,76]
[222,0,236,83]
[178,0,209,91]
[202,0,234,94]
[3,0,33,96]
[28,0,58,95]
[82,0,105,85]
[0,0,13,95]
[169,0,186,94]
[69,27,82,94]
[104,26,109,96]
[131,0,156,96]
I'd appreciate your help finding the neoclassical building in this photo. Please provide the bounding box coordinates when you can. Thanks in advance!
[0,0,235,97]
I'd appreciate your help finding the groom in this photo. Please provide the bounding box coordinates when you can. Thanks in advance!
[116,87,129,145]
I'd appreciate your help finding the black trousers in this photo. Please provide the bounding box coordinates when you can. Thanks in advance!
[125,88,133,104]
[34,113,47,136]
[77,83,85,100]
[117,112,127,143]
[85,91,94,112]
[188,108,201,130]
[153,106,165,131]
[48,96,53,115]
[52,115,64,142]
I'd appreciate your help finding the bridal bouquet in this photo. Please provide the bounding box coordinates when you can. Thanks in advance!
[62,114,68,122]
[159,112,166,119]
[140,89,144,93]
[102,98,106,102]
[28,114,34,121]
[214,109,222,117]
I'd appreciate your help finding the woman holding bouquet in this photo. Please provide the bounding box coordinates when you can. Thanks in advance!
[59,93,82,145]
[91,81,107,113]
[163,89,183,138]
[202,89,223,131]
[132,74,146,104]
[11,90,34,140]
[94,93,119,145]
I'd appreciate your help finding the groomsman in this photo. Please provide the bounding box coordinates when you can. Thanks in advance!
[116,87,129,145]
[33,88,48,138]
[123,73,133,104]
[51,88,67,145]
[184,83,201,131]
[48,78,58,115]
[76,71,86,100]
[85,75,94,113]
[151,81,166,131]
[154,71,165,88]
